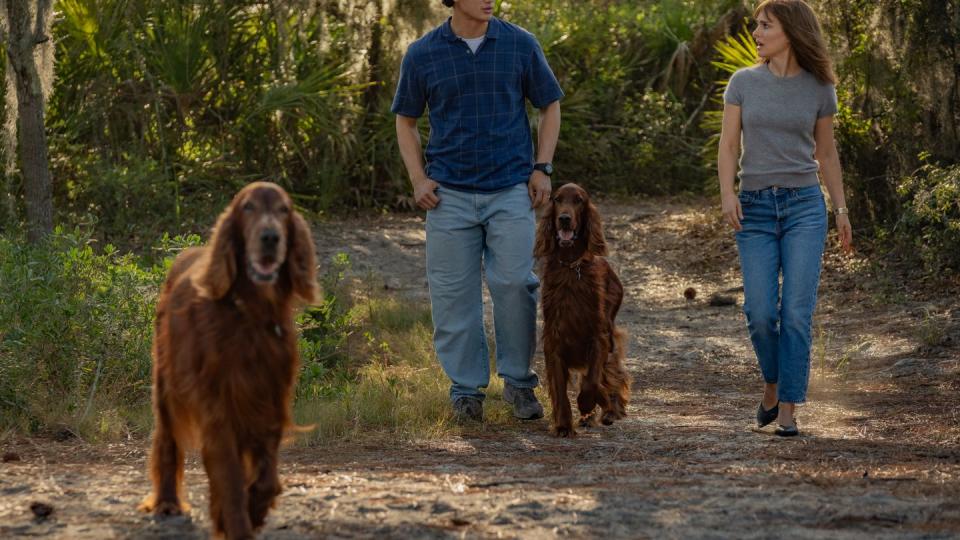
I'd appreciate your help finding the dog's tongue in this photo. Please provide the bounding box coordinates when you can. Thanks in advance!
[558,230,575,242]
[252,260,279,276]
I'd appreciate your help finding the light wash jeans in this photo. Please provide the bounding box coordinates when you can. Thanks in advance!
[735,184,827,404]
[425,182,540,402]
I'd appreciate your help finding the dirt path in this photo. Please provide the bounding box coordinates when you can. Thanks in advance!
[2,198,959,539]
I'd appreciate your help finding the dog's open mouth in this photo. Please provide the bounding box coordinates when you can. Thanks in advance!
[557,229,576,248]
[248,259,280,283]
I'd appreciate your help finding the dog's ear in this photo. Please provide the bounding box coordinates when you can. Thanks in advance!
[198,203,239,299]
[285,210,318,304]
[534,197,556,259]
[584,199,608,257]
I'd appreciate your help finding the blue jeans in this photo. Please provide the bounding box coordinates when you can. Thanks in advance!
[735,185,827,404]
[425,183,540,402]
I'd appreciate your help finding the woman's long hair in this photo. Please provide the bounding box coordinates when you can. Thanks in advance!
[755,0,836,85]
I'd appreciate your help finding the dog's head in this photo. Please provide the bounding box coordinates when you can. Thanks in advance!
[535,183,607,259]
[200,182,317,303]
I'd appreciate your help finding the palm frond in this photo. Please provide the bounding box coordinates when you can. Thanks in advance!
[710,22,758,79]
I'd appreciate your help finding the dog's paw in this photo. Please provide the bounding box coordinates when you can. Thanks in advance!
[139,496,188,516]
[552,425,576,438]
[601,409,626,425]
[579,413,599,428]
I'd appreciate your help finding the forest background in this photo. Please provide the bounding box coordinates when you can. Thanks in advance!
[1,0,958,439]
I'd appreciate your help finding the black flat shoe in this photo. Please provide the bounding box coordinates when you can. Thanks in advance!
[756,401,779,428]
[774,423,799,437]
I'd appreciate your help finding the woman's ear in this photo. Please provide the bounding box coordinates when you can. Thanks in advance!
[534,199,556,259]
[584,200,608,257]
[285,211,318,304]
[198,205,239,299]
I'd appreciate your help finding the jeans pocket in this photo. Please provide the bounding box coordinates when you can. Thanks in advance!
[738,191,757,206]
[793,186,824,202]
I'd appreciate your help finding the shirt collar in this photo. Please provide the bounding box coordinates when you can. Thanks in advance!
[441,16,501,43]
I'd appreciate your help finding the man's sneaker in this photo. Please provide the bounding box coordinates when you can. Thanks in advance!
[503,384,544,420]
[452,396,483,424]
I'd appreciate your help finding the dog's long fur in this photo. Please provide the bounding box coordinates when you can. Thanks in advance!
[535,183,631,437]
[140,182,316,539]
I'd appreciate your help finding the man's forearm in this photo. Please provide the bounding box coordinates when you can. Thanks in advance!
[536,101,561,163]
[396,117,427,184]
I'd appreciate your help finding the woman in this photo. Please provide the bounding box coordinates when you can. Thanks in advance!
[717,0,853,437]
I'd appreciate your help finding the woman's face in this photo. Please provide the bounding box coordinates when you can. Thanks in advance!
[753,10,790,59]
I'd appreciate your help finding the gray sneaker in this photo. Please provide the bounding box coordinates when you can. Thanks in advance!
[503,384,544,420]
[452,396,483,424]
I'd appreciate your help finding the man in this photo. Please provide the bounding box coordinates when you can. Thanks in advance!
[392,0,563,423]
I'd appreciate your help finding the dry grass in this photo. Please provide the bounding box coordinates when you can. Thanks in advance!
[292,285,540,445]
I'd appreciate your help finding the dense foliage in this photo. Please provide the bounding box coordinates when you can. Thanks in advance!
[0,1,957,267]
[815,0,960,270]
[1,0,751,240]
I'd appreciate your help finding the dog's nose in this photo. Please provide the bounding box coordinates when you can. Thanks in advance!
[260,228,280,250]
[558,214,572,228]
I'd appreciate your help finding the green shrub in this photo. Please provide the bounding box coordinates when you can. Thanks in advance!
[0,228,170,437]
[896,162,960,271]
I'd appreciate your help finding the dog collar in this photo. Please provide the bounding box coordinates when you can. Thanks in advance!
[557,256,588,280]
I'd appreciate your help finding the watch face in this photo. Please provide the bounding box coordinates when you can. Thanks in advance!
[544,163,554,175]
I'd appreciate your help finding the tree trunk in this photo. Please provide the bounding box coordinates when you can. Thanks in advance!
[3,0,54,243]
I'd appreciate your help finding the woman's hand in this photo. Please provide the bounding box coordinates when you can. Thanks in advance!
[721,192,743,231]
[836,213,853,253]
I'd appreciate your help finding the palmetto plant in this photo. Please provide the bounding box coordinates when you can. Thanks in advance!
[711,22,759,82]
[700,21,758,181]
[49,0,389,228]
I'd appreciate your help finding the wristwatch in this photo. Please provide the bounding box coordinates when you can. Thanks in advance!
[533,162,554,176]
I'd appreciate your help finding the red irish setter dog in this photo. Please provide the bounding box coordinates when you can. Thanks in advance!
[139,182,317,539]
[535,183,631,437]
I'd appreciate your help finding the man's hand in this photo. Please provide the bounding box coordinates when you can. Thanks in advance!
[836,213,853,254]
[721,191,743,231]
[528,170,552,209]
[413,176,440,210]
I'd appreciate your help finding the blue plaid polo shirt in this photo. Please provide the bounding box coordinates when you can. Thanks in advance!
[391,17,564,192]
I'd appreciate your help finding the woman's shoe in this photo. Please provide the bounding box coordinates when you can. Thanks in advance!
[774,423,799,437]
[756,402,779,428]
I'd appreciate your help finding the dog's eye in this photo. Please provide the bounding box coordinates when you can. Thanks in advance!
[574,196,583,204]
[278,205,290,214]
[242,202,255,212]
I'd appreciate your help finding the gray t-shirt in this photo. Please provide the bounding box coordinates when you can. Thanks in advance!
[723,63,838,191]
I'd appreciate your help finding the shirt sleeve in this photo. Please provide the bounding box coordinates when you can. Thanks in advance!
[818,83,838,118]
[391,47,427,118]
[523,39,564,108]
[723,70,744,106]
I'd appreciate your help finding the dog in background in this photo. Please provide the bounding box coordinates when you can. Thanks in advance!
[535,183,630,437]
[140,182,317,539]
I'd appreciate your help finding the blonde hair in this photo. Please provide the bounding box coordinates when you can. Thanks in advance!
[755,0,836,85]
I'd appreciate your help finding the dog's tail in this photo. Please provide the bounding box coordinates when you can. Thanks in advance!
[603,326,631,419]
[281,423,316,446]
